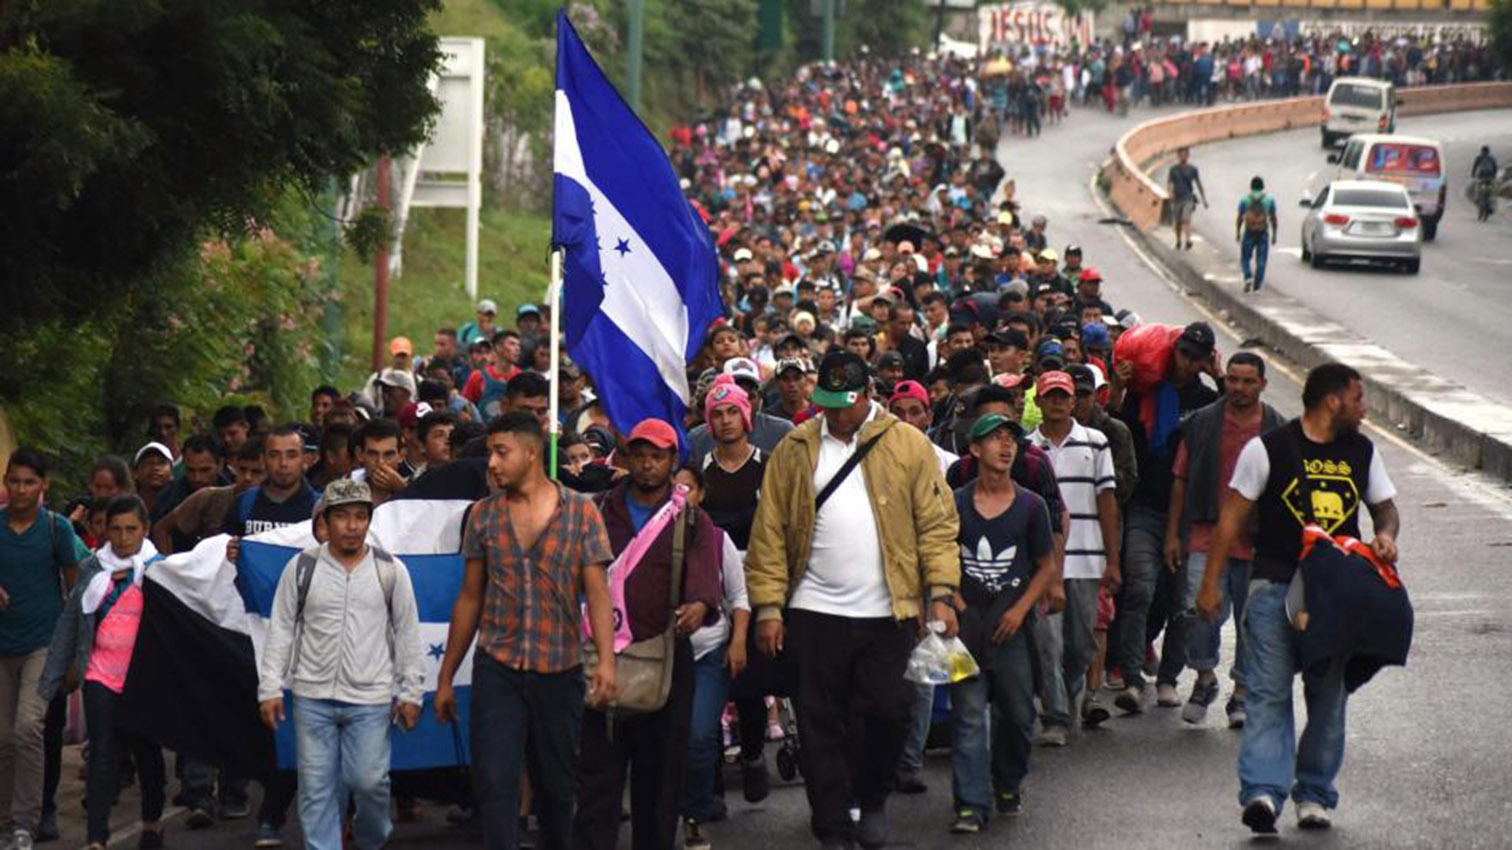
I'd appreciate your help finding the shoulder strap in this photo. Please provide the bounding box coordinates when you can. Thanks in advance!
[372,547,398,617]
[667,508,688,612]
[293,550,320,623]
[815,429,886,513]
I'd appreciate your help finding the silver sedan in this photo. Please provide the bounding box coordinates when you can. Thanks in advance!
[1299,180,1423,274]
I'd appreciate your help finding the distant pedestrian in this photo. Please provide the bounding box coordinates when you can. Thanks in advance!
[1168,147,1209,251]
[1236,177,1278,292]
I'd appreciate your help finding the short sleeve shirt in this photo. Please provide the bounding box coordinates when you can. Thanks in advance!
[462,484,614,673]
[1169,163,1200,201]
[0,511,81,655]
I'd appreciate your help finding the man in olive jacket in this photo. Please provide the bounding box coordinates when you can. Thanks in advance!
[747,351,961,850]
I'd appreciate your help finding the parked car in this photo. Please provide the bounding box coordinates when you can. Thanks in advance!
[1321,77,1396,149]
[1299,180,1422,274]
[1329,133,1447,241]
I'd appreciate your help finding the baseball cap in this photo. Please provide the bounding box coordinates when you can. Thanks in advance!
[389,336,414,357]
[722,357,762,386]
[1078,267,1104,283]
[517,304,541,318]
[1066,364,1097,394]
[627,419,679,451]
[877,350,905,368]
[133,442,173,466]
[997,211,1015,226]
[812,351,871,408]
[733,247,755,262]
[321,478,374,514]
[396,401,435,430]
[1176,321,1217,359]
[477,298,498,315]
[999,279,1031,301]
[1036,340,1067,369]
[1039,248,1060,263]
[776,357,813,377]
[1116,309,1142,330]
[377,368,418,397]
[1081,322,1111,350]
[1036,370,1076,397]
[862,247,883,262]
[1065,244,1083,256]
[969,412,1024,442]
[992,372,1028,390]
[889,380,930,408]
[849,314,879,332]
[987,329,1029,350]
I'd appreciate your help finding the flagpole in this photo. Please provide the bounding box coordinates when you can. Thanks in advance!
[547,248,564,480]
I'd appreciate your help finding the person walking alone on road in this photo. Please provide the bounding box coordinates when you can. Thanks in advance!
[1236,176,1278,293]
[257,479,427,850]
[1197,363,1401,836]
[747,351,961,850]
[1168,147,1209,251]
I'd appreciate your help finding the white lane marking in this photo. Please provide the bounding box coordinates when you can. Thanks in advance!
[1413,610,1498,618]
[1085,165,1512,523]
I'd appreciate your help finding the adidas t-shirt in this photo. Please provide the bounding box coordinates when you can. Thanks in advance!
[954,482,1053,609]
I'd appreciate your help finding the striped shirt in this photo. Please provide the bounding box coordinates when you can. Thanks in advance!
[462,484,614,673]
[1028,421,1116,580]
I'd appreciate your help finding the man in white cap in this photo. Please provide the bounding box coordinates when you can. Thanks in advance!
[459,298,499,347]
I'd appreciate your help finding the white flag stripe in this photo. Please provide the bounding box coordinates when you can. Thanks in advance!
[554,89,692,402]
[369,499,474,555]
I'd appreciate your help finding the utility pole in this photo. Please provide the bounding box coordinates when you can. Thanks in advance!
[934,0,948,53]
[372,154,391,373]
[821,0,835,63]
[628,0,646,111]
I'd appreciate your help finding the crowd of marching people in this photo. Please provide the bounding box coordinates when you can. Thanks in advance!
[0,33,1409,850]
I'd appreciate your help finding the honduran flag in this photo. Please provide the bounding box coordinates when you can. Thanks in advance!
[120,465,488,777]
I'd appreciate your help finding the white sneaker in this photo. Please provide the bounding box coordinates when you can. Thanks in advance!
[1156,682,1181,707]
[1035,726,1068,747]
[10,828,32,850]
[1297,801,1332,830]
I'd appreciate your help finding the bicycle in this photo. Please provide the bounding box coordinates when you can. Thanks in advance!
[1474,177,1496,223]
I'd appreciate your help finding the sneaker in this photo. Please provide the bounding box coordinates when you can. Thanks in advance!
[994,790,1023,817]
[1156,682,1181,708]
[1297,801,1332,830]
[1105,669,1126,691]
[1243,278,1254,293]
[1181,677,1220,724]
[1241,796,1279,836]
[253,822,283,848]
[1225,696,1248,729]
[138,828,165,850]
[683,819,713,850]
[893,770,928,794]
[10,828,33,850]
[741,754,771,803]
[1081,695,1111,727]
[1114,685,1144,715]
[186,799,216,830]
[33,810,58,844]
[219,796,251,820]
[858,807,887,849]
[1035,726,1068,747]
[949,808,986,834]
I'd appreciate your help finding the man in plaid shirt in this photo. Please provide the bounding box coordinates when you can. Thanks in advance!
[435,412,618,850]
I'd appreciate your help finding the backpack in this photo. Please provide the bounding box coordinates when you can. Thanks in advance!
[478,368,510,423]
[1242,195,1271,232]
[288,546,400,677]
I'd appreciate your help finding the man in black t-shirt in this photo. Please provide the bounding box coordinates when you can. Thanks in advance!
[1197,363,1399,837]
[1167,147,1208,251]
[944,414,1055,833]
[1107,321,1220,714]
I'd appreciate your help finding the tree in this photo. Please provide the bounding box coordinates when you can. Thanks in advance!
[1493,0,1512,79]
[0,0,443,349]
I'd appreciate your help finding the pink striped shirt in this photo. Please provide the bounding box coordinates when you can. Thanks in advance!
[85,584,144,694]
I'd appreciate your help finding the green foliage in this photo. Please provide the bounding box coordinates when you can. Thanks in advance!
[0,0,444,344]
[783,0,928,63]
[1493,0,1512,79]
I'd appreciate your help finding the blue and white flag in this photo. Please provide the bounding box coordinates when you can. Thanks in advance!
[120,491,480,774]
[552,10,721,439]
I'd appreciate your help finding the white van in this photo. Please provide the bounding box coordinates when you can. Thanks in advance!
[1321,77,1396,149]
[1330,133,1447,240]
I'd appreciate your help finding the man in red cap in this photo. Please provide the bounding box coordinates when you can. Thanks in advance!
[1028,371,1122,744]
[574,419,723,850]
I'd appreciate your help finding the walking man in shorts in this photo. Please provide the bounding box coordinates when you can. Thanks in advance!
[1168,147,1208,251]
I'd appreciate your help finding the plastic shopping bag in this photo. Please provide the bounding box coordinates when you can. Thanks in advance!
[904,621,981,685]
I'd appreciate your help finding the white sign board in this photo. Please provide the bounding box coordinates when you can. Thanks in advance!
[978,2,1094,53]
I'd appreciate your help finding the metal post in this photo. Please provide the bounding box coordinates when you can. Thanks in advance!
[627,0,646,112]
[934,0,948,52]
[547,249,564,479]
[372,154,392,373]
[821,0,836,63]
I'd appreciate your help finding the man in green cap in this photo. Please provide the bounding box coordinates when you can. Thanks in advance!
[942,413,1056,835]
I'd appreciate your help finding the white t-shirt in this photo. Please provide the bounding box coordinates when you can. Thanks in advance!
[1029,421,1116,580]
[790,403,894,618]
[1229,436,1396,505]
[691,530,751,661]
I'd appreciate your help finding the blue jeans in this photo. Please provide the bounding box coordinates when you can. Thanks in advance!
[472,654,584,850]
[950,625,1037,814]
[897,682,935,775]
[291,697,392,850]
[682,645,729,822]
[1183,553,1251,685]
[1241,231,1270,287]
[1238,580,1349,813]
[1113,507,1165,689]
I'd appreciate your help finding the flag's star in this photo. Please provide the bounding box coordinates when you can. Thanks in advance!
[614,238,631,256]
[428,643,445,660]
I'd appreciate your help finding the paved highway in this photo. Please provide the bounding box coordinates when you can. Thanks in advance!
[60,104,1512,850]
[1175,110,1512,409]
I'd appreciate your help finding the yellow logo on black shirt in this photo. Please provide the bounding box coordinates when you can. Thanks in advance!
[1280,469,1360,535]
